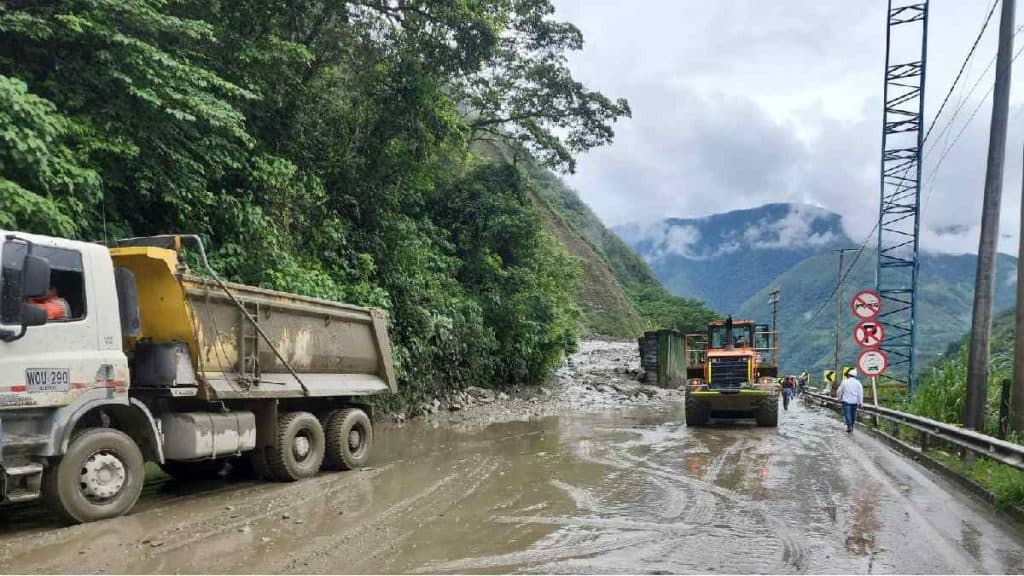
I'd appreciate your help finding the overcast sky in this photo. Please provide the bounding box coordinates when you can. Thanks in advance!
[552,0,1024,255]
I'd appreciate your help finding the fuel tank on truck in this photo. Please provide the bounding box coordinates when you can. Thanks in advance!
[110,243,397,401]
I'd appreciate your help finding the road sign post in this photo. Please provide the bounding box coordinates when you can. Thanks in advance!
[851,291,885,406]
[858,349,888,408]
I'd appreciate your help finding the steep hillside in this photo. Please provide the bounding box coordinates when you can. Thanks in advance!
[736,249,1019,375]
[528,186,647,337]
[525,164,718,336]
[615,204,851,312]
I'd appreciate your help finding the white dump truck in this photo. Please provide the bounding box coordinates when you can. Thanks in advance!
[0,232,396,523]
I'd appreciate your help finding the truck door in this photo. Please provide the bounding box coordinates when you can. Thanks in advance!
[0,240,106,409]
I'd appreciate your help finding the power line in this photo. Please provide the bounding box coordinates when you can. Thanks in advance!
[801,221,880,329]
[922,0,1000,145]
[923,24,1024,165]
[922,32,1024,210]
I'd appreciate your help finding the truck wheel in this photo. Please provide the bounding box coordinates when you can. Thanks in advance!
[160,460,228,481]
[323,408,373,471]
[756,396,780,427]
[265,412,325,482]
[685,399,710,426]
[43,428,145,524]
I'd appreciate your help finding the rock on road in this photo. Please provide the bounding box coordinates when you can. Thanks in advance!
[1,341,1022,574]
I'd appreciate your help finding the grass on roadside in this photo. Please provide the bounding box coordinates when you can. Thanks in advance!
[927,450,1024,511]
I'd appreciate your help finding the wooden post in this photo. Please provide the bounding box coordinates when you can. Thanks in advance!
[999,378,1011,439]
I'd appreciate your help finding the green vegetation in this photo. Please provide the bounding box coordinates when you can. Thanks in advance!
[906,309,1015,436]
[923,451,1024,511]
[0,0,641,407]
[899,309,1024,509]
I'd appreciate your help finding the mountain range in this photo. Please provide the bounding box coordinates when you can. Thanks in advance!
[615,203,1019,376]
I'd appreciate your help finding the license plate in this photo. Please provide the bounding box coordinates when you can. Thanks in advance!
[25,368,71,393]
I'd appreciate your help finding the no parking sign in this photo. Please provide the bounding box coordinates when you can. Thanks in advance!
[853,321,885,348]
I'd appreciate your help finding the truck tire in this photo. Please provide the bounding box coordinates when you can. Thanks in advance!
[160,460,228,481]
[265,411,325,482]
[323,408,373,471]
[43,428,145,524]
[756,396,779,427]
[685,398,710,426]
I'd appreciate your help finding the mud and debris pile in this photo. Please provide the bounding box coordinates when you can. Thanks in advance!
[396,340,683,426]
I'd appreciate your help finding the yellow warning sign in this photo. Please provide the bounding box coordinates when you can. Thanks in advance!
[823,370,836,384]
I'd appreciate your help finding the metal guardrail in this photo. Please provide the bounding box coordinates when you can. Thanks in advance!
[804,390,1024,472]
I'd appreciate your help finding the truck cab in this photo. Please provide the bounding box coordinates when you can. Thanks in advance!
[1,233,145,509]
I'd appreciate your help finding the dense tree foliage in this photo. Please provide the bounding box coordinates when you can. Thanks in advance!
[0,0,631,406]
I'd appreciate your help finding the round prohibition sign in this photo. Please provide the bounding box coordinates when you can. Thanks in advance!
[857,348,888,377]
[854,321,885,348]
[851,290,881,320]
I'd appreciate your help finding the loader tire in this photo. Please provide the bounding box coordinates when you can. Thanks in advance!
[265,412,325,482]
[43,428,145,524]
[323,408,373,471]
[686,398,710,426]
[756,395,779,427]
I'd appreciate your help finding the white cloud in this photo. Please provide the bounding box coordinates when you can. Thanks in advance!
[661,224,702,259]
[552,0,1024,256]
[742,205,838,249]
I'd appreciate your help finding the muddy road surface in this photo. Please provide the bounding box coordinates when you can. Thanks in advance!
[2,342,1023,574]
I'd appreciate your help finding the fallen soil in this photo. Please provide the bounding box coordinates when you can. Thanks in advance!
[395,338,683,428]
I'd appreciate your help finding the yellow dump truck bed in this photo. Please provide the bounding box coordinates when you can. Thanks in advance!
[110,246,396,400]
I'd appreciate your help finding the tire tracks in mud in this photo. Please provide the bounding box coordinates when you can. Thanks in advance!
[581,424,812,573]
[0,464,398,574]
[277,455,500,573]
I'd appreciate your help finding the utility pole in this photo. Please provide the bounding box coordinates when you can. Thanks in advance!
[769,289,780,332]
[1014,153,1024,434]
[769,288,780,367]
[834,249,858,391]
[968,0,1016,432]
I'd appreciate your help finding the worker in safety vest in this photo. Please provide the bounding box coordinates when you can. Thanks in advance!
[29,287,69,321]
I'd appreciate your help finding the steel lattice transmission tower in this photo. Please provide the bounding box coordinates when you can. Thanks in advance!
[877,0,928,392]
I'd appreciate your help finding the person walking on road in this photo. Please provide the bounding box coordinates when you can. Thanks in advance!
[781,375,796,410]
[836,368,864,433]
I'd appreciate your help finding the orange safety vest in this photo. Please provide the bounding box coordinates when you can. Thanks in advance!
[29,297,68,320]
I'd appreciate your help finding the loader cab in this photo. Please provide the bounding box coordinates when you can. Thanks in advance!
[707,320,756,350]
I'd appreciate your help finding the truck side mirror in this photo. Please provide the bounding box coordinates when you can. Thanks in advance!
[22,255,50,299]
[0,251,51,342]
